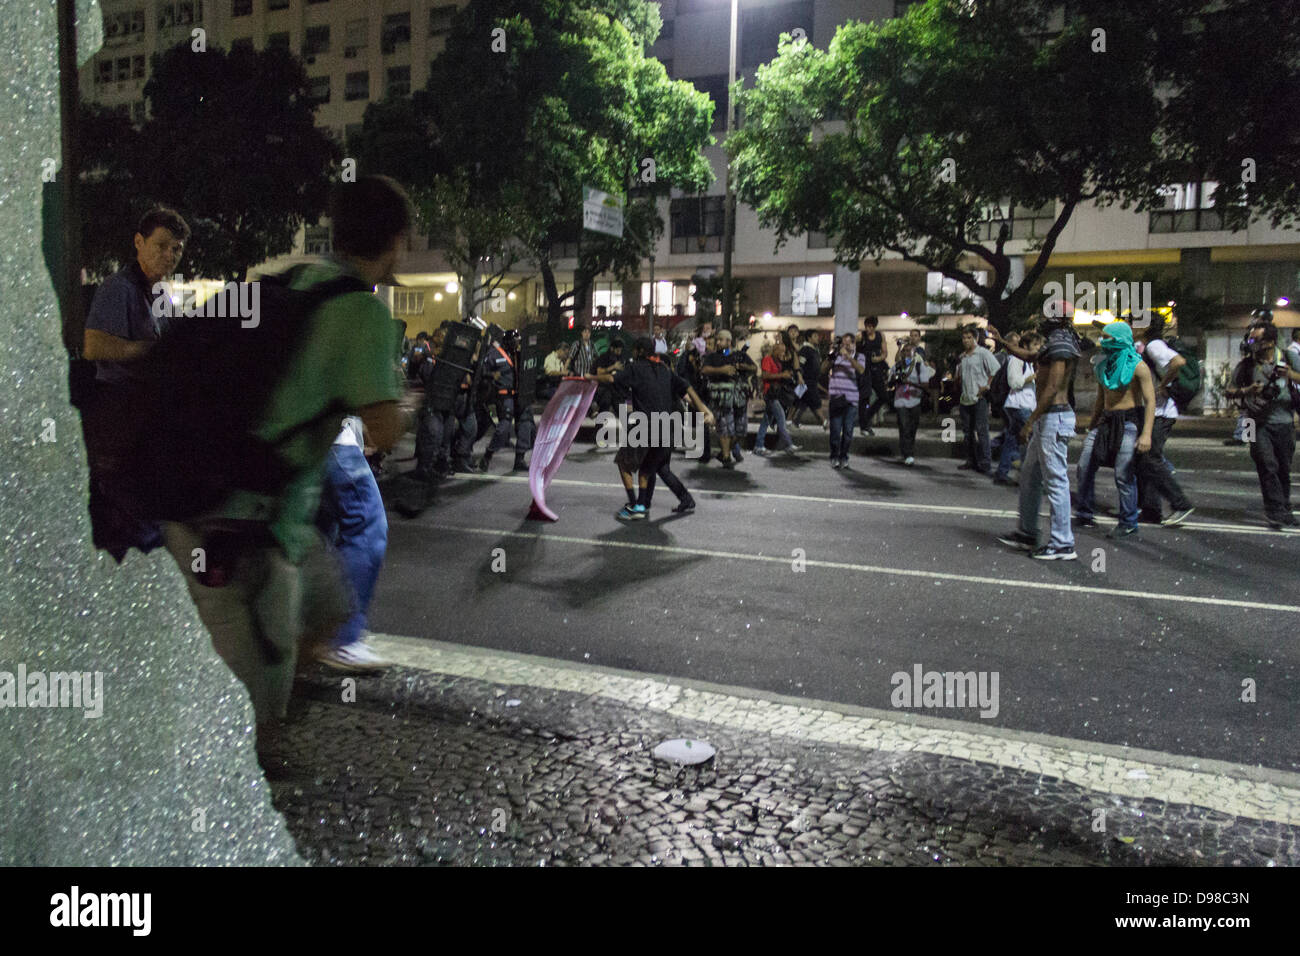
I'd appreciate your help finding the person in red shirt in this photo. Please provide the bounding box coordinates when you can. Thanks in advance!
[753,340,800,455]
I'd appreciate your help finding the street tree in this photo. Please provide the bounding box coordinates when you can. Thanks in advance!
[730,0,1300,333]
[135,44,339,280]
[353,0,713,338]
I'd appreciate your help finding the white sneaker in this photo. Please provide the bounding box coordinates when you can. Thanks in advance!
[317,639,393,673]
[904,456,915,466]
[785,444,802,454]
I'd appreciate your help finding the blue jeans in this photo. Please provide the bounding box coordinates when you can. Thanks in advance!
[996,406,1030,479]
[755,396,794,450]
[316,443,388,648]
[1018,410,1076,549]
[1076,419,1140,528]
[829,402,858,460]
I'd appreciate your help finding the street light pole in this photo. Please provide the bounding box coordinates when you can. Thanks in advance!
[721,0,738,330]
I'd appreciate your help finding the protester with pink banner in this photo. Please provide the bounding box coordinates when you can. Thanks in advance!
[527,377,598,521]
[589,336,714,521]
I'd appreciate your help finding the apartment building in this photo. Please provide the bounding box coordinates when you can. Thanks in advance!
[82,0,1299,375]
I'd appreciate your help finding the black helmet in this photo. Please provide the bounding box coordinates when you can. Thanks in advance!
[1250,307,1274,324]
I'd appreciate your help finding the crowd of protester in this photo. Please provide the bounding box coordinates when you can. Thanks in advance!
[397,307,1300,545]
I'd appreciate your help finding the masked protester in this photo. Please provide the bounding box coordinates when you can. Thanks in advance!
[1074,322,1156,540]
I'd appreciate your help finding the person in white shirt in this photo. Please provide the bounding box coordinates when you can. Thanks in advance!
[994,332,1039,484]
[650,322,669,355]
[889,341,933,465]
[1136,320,1195,526]
[953,327,1002,472]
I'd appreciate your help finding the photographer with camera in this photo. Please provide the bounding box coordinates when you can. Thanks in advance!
[1225,315,1300,529]
[822,333,865,468]
[888,338,934,466]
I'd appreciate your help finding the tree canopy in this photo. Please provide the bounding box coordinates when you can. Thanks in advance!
[351,0,715,336]
[81,43,338,281]
[731,0,1300,331]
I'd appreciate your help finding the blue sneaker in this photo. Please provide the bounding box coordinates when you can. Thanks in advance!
[616,504,648,521]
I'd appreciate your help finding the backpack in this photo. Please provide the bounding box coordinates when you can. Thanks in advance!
[986,360,1011,413]
[93,265,372,525]
[1147,337,1202,412]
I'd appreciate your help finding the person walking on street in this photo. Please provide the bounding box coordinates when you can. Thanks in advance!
[1074,321,1156,540]
[1136,319,1195,526]
[1225,321,1300,529]
[754,339,800,456]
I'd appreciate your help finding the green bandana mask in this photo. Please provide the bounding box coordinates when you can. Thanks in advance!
[1095,322,1140,390]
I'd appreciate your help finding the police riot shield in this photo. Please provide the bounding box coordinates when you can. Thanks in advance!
[424,321,483,414]
[515,322,547,408]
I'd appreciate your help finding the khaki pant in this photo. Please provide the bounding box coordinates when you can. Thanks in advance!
[163,523,350,722]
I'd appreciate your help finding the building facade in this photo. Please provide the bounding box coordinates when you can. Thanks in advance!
[82,0,1299,379]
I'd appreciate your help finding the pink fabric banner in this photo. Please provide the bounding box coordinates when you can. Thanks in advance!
[528,378,598,521]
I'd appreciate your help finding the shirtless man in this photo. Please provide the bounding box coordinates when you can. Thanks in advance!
[1075,321,1155,539]
[992,313,1083,560]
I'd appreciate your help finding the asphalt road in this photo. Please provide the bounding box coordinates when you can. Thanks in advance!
[370,430,1300,775]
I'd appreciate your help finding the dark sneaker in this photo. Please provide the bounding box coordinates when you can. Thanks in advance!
[957,462,978,470]
[477,454,493,472]
[616,504,648,521]
[863,427,875,436]
[1161,507,1195,527]
[513,454,528,471]
[721,458,735,470]
[672,497,696,514]
[1031,545,1078,561]
[1284,514,1300,527]
[732,449,744,463]
[1075,516,1098,529]
[992,474,1016,486]
[997,530,1037,551]
[1138,510,1163,525]
[1108,524,1139,540]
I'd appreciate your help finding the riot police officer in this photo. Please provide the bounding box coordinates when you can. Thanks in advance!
[479,329,535,472]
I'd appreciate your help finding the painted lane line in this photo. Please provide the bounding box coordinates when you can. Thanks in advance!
[368,634,1300,826]
[414,522,1300,615]
[443,472,1298,537]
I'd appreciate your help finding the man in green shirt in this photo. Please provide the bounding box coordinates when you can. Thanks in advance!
[162,176,413,753]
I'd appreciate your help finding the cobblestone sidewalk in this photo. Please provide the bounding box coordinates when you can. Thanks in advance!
[264,642,1299,867]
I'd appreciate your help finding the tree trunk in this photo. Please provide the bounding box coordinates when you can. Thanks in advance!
[540,260,567,343]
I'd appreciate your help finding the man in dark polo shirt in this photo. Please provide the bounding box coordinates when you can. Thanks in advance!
[82,207,191,559]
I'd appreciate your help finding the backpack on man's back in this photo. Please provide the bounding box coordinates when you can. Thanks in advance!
[95,265,371,526]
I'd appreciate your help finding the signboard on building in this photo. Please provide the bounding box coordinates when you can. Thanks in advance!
[582,186,624,238]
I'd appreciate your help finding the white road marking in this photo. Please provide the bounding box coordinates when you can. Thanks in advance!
[369,634,1300,827]
[443,472,1299,537]
[412,522,1300,615]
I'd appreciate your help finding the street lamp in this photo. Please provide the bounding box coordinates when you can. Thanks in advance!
[721,0,739,331]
